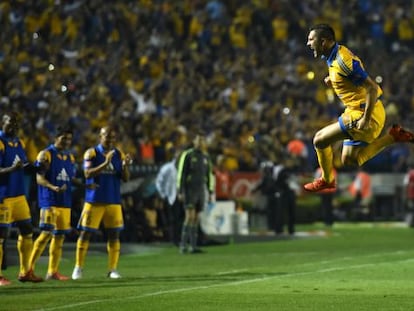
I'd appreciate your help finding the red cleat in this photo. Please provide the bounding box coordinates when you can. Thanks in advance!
[45,272,70,281]
[304,178,336,193]
[18,269,44,283]
[0,276,11,286]
[389,124,414,143]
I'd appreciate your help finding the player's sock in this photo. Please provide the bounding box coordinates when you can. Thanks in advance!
[48,235,64,274]
[75,239,89,268]
[316,146,335,182]
[357,135,393,166]
[189,225,198,251]
[18,234,33,275]
[29,231,51,271]
[107,239,120,271]
[179,224,190,250]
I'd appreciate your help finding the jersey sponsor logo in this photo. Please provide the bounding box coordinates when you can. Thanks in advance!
[102,162,117,175]
[57,168,71,182]
[12,155,22,166]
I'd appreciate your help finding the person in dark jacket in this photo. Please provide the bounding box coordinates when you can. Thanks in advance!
[253,157,296,235]
[176,132,214,254]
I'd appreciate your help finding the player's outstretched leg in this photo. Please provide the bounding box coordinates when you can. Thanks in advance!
[389,124,414,143]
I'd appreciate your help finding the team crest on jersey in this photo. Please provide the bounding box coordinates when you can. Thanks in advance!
[57,168,71,182]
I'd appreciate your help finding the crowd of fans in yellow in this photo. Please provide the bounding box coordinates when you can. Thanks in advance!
[1,0,414,173]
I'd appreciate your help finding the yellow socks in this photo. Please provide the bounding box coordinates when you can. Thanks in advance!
[17,234,33,275]
[48,235,64,274]
[356,135,394,166]
[107,240,120,271]
[75,239,89,268]
[29,231,51,271]
[316,146,335,182]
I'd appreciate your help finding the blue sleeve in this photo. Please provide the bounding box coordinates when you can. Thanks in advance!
[349,59,368,86]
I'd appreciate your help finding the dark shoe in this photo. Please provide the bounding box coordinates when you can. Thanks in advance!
[18,269,44,283]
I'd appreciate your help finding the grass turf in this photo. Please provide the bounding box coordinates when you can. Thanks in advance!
[2,223,414,311]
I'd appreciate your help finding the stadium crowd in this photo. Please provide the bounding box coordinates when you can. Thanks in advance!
[1,0,414,174]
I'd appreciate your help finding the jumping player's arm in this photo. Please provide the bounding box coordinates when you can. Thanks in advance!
[339,53,378,130]
[358,76,378,130]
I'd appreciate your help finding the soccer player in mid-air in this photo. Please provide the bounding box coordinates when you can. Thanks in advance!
[304,24,414,193]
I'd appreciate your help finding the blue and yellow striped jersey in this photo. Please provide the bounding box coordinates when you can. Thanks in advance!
[325,43,382,109]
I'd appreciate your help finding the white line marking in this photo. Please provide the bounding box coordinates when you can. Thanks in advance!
[215,269,248,275]
[34,256,414,311]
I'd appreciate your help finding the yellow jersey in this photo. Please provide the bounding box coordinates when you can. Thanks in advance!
[325,43,382,110]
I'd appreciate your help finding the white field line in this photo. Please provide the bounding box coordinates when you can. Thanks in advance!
[215,269,249,275]
[33,256,414,311]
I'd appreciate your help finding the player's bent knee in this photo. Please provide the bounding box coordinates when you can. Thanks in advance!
[313,133,329,149]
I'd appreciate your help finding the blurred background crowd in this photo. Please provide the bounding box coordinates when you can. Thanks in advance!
[1,0,414,173]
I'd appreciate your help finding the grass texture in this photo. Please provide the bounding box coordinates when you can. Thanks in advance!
[2,223,414,311]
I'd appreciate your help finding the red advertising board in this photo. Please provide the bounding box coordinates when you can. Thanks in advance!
[228,172,261,199]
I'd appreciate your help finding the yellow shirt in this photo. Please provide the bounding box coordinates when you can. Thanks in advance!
[325,43,382,110]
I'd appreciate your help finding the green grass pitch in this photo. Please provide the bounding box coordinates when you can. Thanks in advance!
[2,223,414,311]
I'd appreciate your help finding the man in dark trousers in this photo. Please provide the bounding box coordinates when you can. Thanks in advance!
[176,132,214,254]
[272,158,296,235]
[254,157,296,236]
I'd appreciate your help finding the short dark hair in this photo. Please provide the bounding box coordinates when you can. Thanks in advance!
[309,24,336,41]
[55,125,73,137]
[3,111,21,123]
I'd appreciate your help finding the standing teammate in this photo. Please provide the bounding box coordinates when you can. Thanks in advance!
[304,24,414,193]
[0,112,43,284]
[72,125,132,279]
[176,132,214,254]
[28,125,77,281]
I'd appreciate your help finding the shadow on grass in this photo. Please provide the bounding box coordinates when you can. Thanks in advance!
[0,271,290,293]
